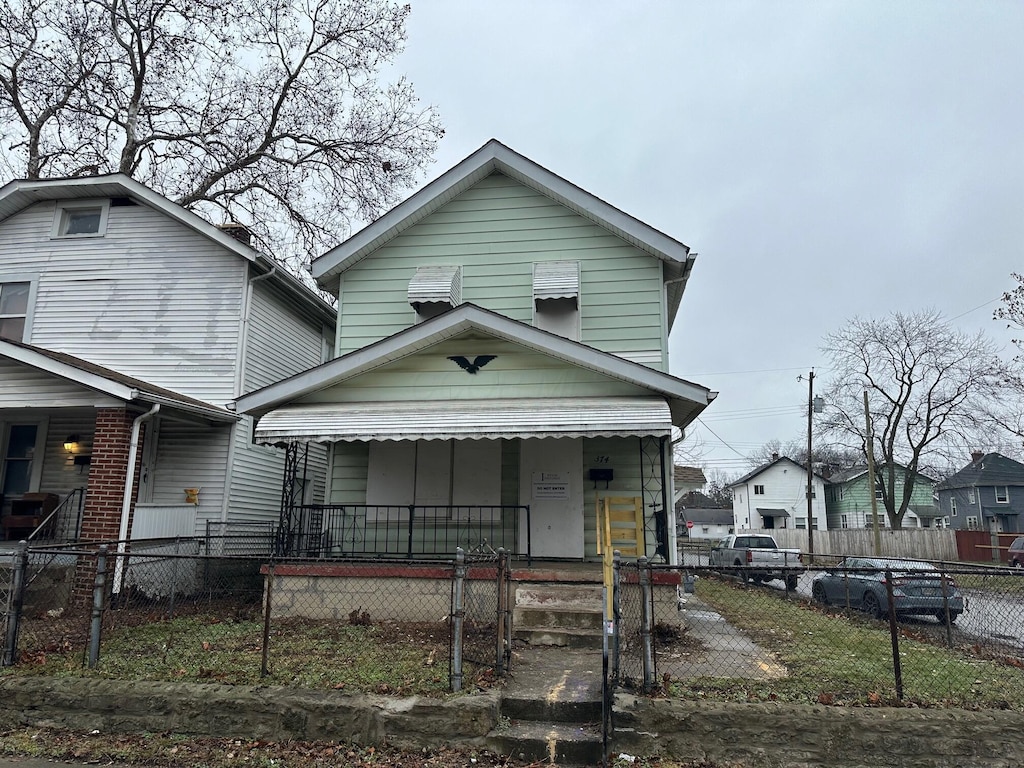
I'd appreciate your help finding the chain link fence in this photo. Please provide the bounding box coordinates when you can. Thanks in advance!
[0,540,508,694]
[614,556,1024,708]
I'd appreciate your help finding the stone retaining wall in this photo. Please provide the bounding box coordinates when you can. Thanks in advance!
[616,694,1024,768]
[2,678,1020,767]
[0,678,498,749]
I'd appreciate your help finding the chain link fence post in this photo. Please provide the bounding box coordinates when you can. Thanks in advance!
[639,555,654,692]
[3,541,28,667]
[884,567,903,701]
[495,548,507,675]
[261,562,275,678]
[612,549,621,684]
[88,545,109,669]
[451,547,466,692]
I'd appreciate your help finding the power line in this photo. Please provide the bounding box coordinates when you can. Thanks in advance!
[694,417,747,458]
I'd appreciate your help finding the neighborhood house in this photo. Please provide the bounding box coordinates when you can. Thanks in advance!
[235,140,717,565]
[0,175,334,559]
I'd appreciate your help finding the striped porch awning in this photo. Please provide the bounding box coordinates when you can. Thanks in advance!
[254,397,672,445]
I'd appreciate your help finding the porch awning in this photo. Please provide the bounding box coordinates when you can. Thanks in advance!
[756,508,790,518]
[254,397,673,445]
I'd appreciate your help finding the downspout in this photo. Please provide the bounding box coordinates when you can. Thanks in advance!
[113,403,160,595]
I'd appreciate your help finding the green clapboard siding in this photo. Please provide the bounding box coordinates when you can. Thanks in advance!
[337,173,666,369]
[300,337,653,405]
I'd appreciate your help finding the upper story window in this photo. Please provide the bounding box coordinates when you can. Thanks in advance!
[753,484,765,495]
[996,486,1010,503]
[968,488,976,504]
[950,497,957,516]
[408,265,461,322]
[0,281,30,341]
[839,486,846,501]
[51,200,110,238]
[874,482,884,500]
[533,261,579,341]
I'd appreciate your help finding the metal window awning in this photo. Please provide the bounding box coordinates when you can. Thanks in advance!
[756,508,790,518]
[408,265,461,306]
[533,261,579,301]
[254,397,672,445]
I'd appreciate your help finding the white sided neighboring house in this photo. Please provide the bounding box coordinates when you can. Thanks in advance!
[0,175,335,551]
[729,455,828,532]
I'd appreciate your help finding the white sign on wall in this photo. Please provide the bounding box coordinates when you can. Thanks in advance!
[532,471,569,500]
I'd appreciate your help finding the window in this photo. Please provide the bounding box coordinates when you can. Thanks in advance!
[753,484,765,495]
[839,486,845,501]
[967,488,975,504]
[1,423,44,498]
[533,261,580,340]
[407,265,461,322]
[52,200,109,238]
[996,486,1010,503]
[966,516,979,530]
[874,483,883,500]
[950,497,957,516]
[841,514,849,529]
[795,517,806,529]
[0,281,30,341]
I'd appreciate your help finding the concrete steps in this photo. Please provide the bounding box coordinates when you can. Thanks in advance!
[512,583,605,649]
[487,646,604,766]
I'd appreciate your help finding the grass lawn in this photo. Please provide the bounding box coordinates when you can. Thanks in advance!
[675,576,1024,709]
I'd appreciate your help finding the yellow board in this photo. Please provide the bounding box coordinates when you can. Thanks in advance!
[596,496,644,618]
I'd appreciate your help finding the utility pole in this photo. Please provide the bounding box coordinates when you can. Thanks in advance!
[806,370,815,561]
[864,390,882,555]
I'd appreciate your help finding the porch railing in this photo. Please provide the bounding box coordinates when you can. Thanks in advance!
[275,504,530,559]
[26,488,86,543]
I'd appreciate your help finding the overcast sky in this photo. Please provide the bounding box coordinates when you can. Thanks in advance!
[392,1,1024,477]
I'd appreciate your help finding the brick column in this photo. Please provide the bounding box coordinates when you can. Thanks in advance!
[72,407,145,604]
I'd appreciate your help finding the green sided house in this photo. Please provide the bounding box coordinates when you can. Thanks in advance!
[234,140,716,564]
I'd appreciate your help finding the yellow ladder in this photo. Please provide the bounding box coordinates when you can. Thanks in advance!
[596,496,645,617]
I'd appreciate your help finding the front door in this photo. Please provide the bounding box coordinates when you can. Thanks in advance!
[520,438,583,558]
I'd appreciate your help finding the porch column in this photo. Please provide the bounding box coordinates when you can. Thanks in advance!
[72,407,146,604]
[79,407,145,542]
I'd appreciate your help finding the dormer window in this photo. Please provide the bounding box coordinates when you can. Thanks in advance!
[533,261,579,340]
[52,200,109,238]
[408,265,461,322]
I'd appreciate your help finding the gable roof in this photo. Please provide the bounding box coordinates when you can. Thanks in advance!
[937,452,1024,490]
[311,139,696,327]
[678,508,734,526]
[233,302,716,428]
[0,339,237,423]
[828,464,937,485]
[0,174,335,325]
[675,466,707,486]
[727,456,827,488]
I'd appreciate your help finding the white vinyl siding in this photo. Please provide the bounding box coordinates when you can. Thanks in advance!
[244,280,325,392]
[0,201,245,405]
[149,419,231,534]
[37,411,96,497]
[335,173,666,369]
[0,358,122,408]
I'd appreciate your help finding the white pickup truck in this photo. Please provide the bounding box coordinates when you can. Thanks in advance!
[709,533,803,590]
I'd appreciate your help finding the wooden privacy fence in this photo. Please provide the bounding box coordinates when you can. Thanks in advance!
[752,528,958,562]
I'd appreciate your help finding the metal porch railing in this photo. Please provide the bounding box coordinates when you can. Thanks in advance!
[275,504,530,559]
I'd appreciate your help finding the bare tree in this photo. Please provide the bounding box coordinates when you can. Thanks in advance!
[703,467,737,507]
[0,0,442,260]
[819,309,1010,528]
[745,438,860,477]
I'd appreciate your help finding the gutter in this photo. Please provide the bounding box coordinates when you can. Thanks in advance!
[113,403,160,595]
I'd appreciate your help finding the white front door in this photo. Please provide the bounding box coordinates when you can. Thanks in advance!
[520,438,583,558]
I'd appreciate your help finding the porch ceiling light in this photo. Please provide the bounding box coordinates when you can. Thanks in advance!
[63,435,80,454]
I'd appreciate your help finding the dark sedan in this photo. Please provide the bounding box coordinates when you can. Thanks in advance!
[811,557,965,624]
